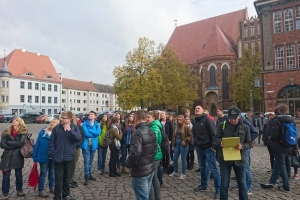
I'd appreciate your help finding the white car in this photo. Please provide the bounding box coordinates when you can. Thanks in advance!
[45,114,59,123]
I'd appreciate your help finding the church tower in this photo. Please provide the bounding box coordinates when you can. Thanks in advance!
[0,50,12,113]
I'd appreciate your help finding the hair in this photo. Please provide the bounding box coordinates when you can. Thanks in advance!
[89,111,97,116]
[135,109,147,121]
[204,109,209,114]
[217,108,223,112]
[11,116,26,131]
[51,118,60,125]
[100,114,109,129]
[61,111,73,120]
[274,107,279,115]
[125,113,135,133]
[108,117,119,129]
[277,104,289,114]
[184,109,190,113]
[267,113,274,122]
[71,114,78,124]
[174,115,185,135]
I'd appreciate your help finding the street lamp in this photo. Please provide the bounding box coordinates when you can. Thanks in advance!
[148,99,152,111]
[250,81,254,112]
[105,99,109,111]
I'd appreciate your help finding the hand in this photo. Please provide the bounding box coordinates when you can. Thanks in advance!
[172,147,174,151]
[220,142,224,148]
[181,141,186,146]
[235,143,242,150]
[169,141,171,144]
[211,148,214,152]
[64,124,71,131]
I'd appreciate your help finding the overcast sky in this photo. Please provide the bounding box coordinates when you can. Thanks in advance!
[0,0,257,85]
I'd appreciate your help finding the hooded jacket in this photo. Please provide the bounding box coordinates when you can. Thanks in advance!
[148,120,163,161]
[33,127,51,163]
[270,114,295,153]
[0,126,28,171]
[81,120,101,151]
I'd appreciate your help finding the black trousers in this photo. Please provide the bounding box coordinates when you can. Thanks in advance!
[266,144,274,170]
[54,161,72,200]
[186,150,195,168]
[109,145,118,174]
[162,144,173,170]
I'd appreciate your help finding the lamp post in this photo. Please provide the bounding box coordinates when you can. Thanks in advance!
[250,81,254,112]
[148,99,152,111]
[254,77,264,112]
[105,99,109,111]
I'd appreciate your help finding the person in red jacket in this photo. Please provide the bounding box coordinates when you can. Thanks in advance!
[204,109,215,124]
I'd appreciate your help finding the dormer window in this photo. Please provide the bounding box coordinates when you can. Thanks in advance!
[45,75,54,79]
[25,72,34,76]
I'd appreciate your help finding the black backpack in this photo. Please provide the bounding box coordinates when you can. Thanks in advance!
[160,127,170,156]
[103,130,112,147]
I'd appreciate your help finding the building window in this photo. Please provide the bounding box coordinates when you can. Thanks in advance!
[42,96,45,103]
[28,82,32,89]
[5,96,8,102]
[90,100,92,103]
[84,100,87,103]
[96,94,98,97]
[42,84,45,91]
[48,109,51,115]
[77,100,80,103]
[0,96,4,102]
[35,96,39,103]
[84,93,86,96]
[257,25,260,35]
[273,11,282,33]
[54,109,58,114]
[54,85,58,92]
[105,94,107,98]
[20,81,24,89]
[62,91,66,94]
[83,108,86,111]
[250,24,254,36]
[102,101,104,105]
[296,6,300,30]
[54,97,58,104]
[70,91,72,94]
[244,42,248,49]
[251,41,255,54]
[102,94,104,98]
[286,45,295,69]
[6,81,9,88]
[35,83,39,90]
[77,92,80,95]
[0,81,5,87]
[90,93,92,96]
[48,97,52,103]
[48,84,52,91]
[275,46,284,70]
[209,66,216,86]
[77,108,80,111]
[20,95,25,103]
[298,44,300,68]
[243,26,248,37]
[96,101,98,104]
[28,95,32,103]
[284,8,294,32]
[74,91,75,95]
[62,99,66,103]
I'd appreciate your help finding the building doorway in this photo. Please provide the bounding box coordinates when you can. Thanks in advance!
[211,105,217,116]
[277,85,300,117]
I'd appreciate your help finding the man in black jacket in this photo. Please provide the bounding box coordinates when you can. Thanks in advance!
[160,111,173,172]
[260,104,294,192]
[125,110,157,200]
[193,106,220,199]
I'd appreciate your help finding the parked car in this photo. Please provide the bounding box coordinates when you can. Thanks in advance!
[19,112,43,123]
[3,114,15,123]
[45,114,59,123]
[36,115,47,123]
[0,114,4,123]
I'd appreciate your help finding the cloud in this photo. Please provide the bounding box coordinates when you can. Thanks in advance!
[0,0,257,85]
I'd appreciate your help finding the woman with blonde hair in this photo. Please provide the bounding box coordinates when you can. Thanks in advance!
[0,117,28,199]
[33,118,60,197]
[169,115,193,180]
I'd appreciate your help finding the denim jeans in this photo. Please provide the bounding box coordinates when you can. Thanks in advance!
[82,144,96,175]
[2,168,23,195]
[219,162,248,200]
[245,149,252,192]
[157,162,163,185]
[53,161,72,200]
[270,152,290,190]
[39,160,55,192]
[131,172,154,200]
[98,145,108,170]
[149,160,161,200]
[120,142,129,167]
[173,139,189,174]
[195,146,220,191]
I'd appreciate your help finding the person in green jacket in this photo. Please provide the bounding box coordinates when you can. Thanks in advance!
[147,111,162,200]
[97,114,109,175]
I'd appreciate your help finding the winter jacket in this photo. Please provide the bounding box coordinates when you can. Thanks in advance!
[81,120,101,151]
[161,119,173,142]
[109,125,122,146]
[257,117,267,132]
[172,125,193,148]
[48,123,82,163]
[98,123,108,146]
[125,122,157,178]
[192,114,216,150]
[121,123,133,145]
[148,120,163,161]
[215,120,251,166]
[239,115,259,142]
[262,122,271,145]
[0,126,28,171]
[216,115,228,126]
[76,125,85,149]
[33,128,51,163]
[269,115,295,154]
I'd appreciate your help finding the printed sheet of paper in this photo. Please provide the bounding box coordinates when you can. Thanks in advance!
[222,137,241,161]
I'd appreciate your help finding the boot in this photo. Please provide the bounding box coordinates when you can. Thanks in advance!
[84,175,89,185]
[121,167,129,174]
[89,174,96,181]
[117,166,121,173]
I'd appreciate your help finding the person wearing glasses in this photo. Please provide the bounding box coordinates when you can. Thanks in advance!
[49,111,82,200]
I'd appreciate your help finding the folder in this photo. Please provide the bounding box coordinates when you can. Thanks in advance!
[222,137,241,161]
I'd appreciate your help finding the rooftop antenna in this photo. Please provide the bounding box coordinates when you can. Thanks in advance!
[174,19,177,28]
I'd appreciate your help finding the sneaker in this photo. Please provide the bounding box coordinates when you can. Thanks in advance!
[194,185,207,192]
[231,185,239,191]
[2,194,8,200]
[277,185,291,192]
[17,190,25,197]
[98,169,103,175]
[64,196,76,200]
[267,169,273,172]
[38,190,49,198]
[247,191,252,195]
[89,174,96,181]
[214,191,220,199]
[169,172,179,177]
[292,174,299,179]
[179,174,186,180]
[195,168,200,172]
[231,176,237,180]
[170,161,173,165]
[260,183,274,189]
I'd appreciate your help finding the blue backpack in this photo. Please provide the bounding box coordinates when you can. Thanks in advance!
[281,122,298,147]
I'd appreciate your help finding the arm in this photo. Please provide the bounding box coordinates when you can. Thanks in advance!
[241,126,251,151]
[69,125,82,142]
[6,134,26,148]
[48,127,56,158]
[0,136,15,150]
[242,118,259,141]
[87,123,101,137]
[125,131,142,168]
[270,119,280,141]
[207,118,217,148]
[33,131,43,162]
[111,128,123,140]
[214,123,223,149]
[183,126,193,143]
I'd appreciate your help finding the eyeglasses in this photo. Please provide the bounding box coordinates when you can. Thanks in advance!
[61,117,69,120]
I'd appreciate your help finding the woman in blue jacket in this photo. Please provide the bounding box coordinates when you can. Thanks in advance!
[33,119,59,198]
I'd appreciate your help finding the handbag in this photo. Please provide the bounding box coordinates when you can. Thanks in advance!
[291,150,300,168]
[28,162,39,192]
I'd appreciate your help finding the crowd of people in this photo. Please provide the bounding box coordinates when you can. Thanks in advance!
[0,105,299,200]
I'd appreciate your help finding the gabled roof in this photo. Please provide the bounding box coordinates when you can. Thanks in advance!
[0,49,60,82]
[62,78,98,92]
[200,25,236,61]
[167,9,247,65]
[93,83,114,94]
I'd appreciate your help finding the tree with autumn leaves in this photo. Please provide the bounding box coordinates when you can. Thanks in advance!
[228,44,263,111]
[113,37,198,110]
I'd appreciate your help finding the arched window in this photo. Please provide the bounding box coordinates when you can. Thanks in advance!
[209,66,216,86]
[222,65,229,99]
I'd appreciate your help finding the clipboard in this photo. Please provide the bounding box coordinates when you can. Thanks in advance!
[222,137,241,161]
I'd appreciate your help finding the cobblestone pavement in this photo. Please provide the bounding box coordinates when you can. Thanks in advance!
[0,123,300,200]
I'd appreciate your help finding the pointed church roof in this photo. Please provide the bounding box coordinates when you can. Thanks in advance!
[0,51,12,78]
[200,25,236,61]
[166,9,247,65]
